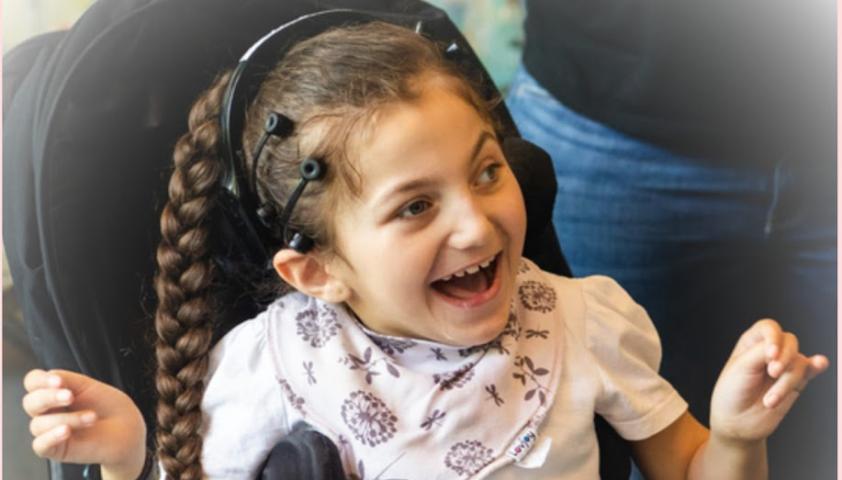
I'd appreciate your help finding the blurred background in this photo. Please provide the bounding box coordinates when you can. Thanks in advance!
[2,1,525,478]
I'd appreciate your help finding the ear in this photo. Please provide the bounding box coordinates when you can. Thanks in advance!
[272,248,351,303]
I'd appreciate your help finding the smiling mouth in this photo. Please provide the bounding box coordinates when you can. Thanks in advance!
[431,253,500,302]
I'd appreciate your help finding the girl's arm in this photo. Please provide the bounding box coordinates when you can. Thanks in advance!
[631,411,768,480]
[631,319,827,480]
[23,369,148,480]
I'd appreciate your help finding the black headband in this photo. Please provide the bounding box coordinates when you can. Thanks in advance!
[218,10,419,254]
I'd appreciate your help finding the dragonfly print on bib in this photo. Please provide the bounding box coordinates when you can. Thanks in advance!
[267,258,564,478]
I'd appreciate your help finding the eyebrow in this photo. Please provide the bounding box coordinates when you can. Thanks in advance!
[373,130,498,204]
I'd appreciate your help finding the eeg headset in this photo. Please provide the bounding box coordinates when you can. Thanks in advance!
[217,8,544,268]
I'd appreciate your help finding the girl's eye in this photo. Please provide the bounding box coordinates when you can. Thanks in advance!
[476,162,503,186]
[398,199,432,219]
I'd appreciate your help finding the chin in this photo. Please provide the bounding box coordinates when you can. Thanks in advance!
[445,312,510,348]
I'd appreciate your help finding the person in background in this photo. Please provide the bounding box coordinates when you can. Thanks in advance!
[506,1,836,478]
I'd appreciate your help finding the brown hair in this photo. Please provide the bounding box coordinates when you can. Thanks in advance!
[153,21,500,479]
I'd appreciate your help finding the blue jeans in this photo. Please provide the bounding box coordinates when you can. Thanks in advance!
[507,65,836,479]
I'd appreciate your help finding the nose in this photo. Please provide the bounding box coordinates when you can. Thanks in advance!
[447,192,494,250]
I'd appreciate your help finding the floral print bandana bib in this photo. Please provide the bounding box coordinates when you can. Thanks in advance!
[267,259,563,479]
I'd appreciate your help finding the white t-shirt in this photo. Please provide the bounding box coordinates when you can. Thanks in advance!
[191,272,686,479]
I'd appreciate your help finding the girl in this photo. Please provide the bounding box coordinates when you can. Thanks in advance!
[22,21,827,480]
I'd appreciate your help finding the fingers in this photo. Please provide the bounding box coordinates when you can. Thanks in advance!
[729,338,769,374]
[763,353,830,408]
[24,369,76,461]
[763,355,808,407]
[30,410,97,437]
[22,388,75,417]
[23,369,101,417]
[31,424,70,459]
[732,318,783,359]
[730,320,831,409]
[23,369,61,392]
[23,369,115,463]
[767,332,798,378]
[25,369,95,393]
[805,354,830,381]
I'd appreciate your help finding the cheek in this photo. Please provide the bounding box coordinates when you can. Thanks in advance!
[364,236,431,290]
[502,187,528,245]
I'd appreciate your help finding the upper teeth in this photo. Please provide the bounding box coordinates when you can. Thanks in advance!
[438,257,495,282]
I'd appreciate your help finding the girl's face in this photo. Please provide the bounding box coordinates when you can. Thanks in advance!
[326,80,527,347]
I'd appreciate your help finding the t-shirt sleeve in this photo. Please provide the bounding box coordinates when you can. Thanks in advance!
[197,310,291,477]
[582,275,688,441]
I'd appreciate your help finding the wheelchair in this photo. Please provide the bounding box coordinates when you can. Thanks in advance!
[3,0,631,478]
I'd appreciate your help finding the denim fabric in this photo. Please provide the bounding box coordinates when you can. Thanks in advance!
[507,65,836,479]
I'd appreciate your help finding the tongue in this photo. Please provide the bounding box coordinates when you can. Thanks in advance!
[434,271,489,299]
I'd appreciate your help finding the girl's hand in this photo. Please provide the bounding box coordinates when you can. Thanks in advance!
[23,369,147,479]
[710,319,828,444]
